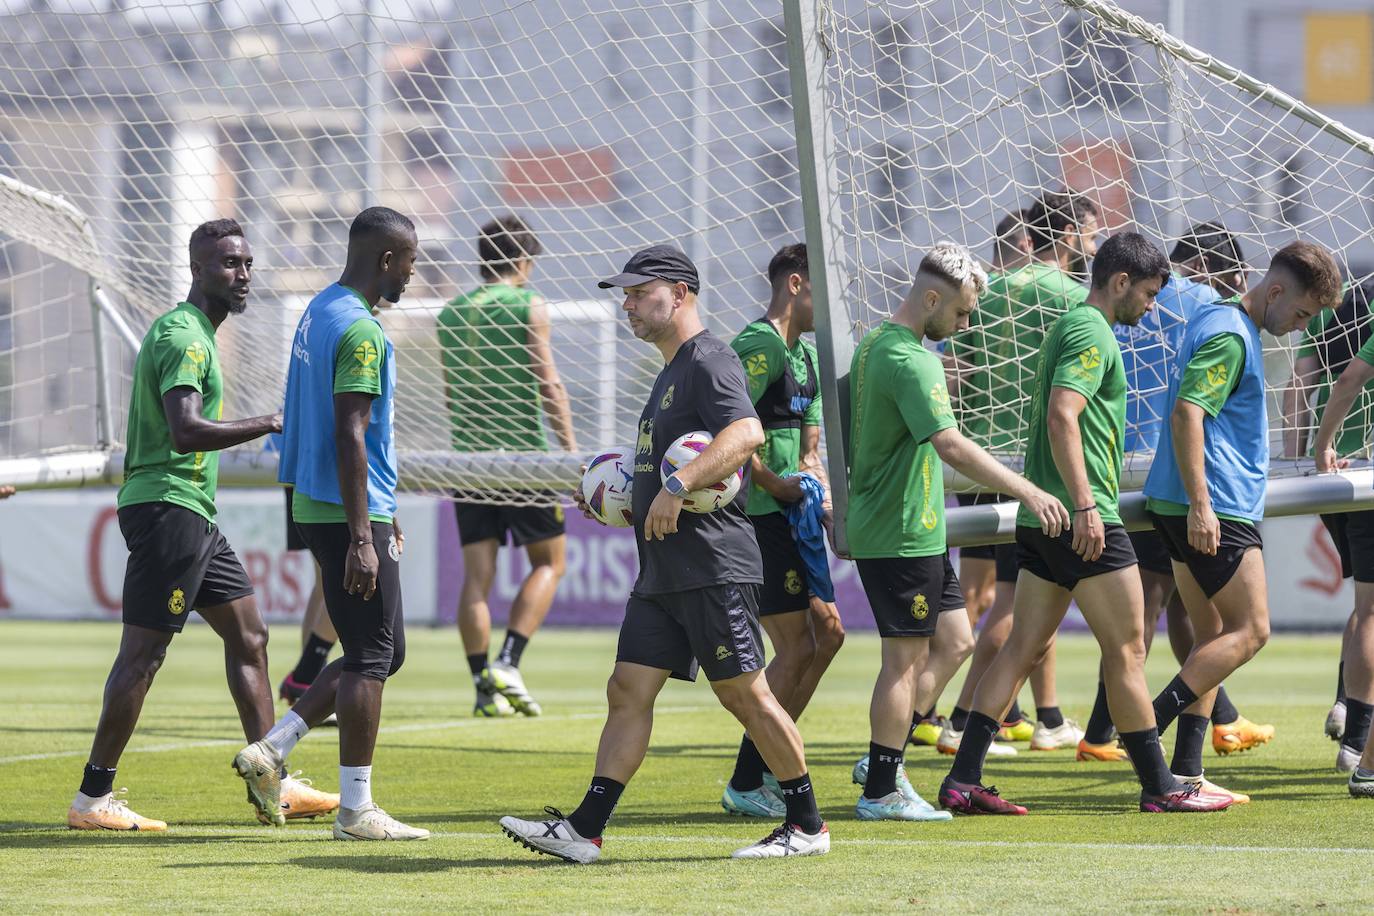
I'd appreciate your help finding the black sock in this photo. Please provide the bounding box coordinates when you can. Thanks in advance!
[1003,699,1025,726]
[497,631,529,668]
[948,711,1000,785]
[79,764,116,798]
[1084,680,1115,744]
[1343,698,1374,752]
[950,706,970,731]
[1152,675,1199,734]
[567,776,625,839]
[729,735,768,792]
[291,634,334,684]
[778,773,824,834]
[1036,706,1065,729]
[1338,661,1347,702]
[863,742,902,799]
[467,653,488,678]
[1118,728,1179,796]
[1211,686,1240,726]
[916,707,933,723]
[1171,713,1209,776]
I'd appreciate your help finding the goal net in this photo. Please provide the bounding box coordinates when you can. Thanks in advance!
[0,0,1370,515]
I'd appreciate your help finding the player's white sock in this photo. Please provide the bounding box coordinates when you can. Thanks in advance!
[264,710,308,760]
[340,765,373,810]
[72,791,107,811]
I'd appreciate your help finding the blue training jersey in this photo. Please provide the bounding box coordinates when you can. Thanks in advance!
[1115,274,1220,453]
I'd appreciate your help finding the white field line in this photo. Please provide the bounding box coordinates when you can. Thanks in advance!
[0,706,709,765]
[2,823,1369,857]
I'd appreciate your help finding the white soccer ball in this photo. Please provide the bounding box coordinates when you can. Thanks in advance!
[660,430,743,514]
[581,446,636,527]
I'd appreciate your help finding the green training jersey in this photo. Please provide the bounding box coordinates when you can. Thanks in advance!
[436,283,550,452]
[951,262,1088,451]
[1298,306,1374,458]
[117,302,223,521]
[1018,304,1126,527]
[730,319,822,516]
[846,322,957,558]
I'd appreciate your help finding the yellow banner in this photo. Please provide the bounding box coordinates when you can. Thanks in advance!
[1306,12,1373,106]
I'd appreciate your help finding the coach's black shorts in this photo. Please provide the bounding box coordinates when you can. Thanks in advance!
[1148,511,1263,599]
[283,486,307,552]
[453,494,565,548]
[1129,528,1174,576]
[118,501,254,634]
[751,511,811,616]
[298,521,405,682]
[617,583,765,682]
[855,552,964,638]
[1321,511,1374,583]
[955,494,1018,582]
[1016,524,1136,591]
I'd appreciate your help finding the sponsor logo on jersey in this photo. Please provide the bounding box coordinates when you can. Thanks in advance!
[744,353,769,378]
[636,418,654,455]
[168,587,186,615]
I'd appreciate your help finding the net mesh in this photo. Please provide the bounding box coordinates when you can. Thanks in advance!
[0,0,1369,503]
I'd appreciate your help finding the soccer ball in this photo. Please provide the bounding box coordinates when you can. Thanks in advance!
[581,447,635,527]
[660,430,743,514]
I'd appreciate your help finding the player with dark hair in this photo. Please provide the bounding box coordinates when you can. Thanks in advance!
[720,242,846,817]
[1090,222,1274,761]
[991,209,1033,272]
[69,219,335,830]
[500,245,830,861]
[236,207,427,841]
[847,242,1069,822]
[438,214,575,718]
[940,231,1232,815]
[939,194,1101,756]
[1144,240,1341,798]
[1304,278,1374,779]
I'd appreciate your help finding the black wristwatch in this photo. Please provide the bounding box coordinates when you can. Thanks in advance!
[664,474,688,497]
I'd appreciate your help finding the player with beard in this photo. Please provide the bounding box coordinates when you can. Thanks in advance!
[68,220,336,830]
[940,232,1233,815]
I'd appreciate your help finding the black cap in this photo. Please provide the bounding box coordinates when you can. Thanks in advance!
[597,244,700,293]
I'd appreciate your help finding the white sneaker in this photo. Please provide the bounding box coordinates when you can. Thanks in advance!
[1030,718,1085,751]
[936,723,1016,757]
[485,662,542,717]
[1338,743,1363,773]
[1327,700,1347,741]
[731,822,830,858]
[499,807,601,863]
[332,803,429,840]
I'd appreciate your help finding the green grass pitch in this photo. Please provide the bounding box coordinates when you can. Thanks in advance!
[1,620,1369,913]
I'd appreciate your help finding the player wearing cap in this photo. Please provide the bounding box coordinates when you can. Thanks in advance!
[499,245,829,861]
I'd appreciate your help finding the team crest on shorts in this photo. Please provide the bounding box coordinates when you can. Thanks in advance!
[911,593,929,620]
[715,645,732,660]
[167,587,186,616]
[388,534,400,562]
[784,569,802,595]
[660,384,675,410]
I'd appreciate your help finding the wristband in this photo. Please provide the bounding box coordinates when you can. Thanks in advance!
[1072,505,1097,514]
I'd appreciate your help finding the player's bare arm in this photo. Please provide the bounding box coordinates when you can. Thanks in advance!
[644,416,763,541]
[528,298,577,452]
[1281,353,1322,458]
[1169,398,1219,556]
[1314,357,1374,472]
[929,426,1069,538]
[162,387,281,453]
[335,390,378,599]
[1046,386,1103,561]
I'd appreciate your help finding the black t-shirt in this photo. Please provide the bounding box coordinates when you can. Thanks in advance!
[631,330,763,595]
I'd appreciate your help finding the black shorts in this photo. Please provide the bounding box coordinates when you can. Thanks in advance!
[855,552,965,638]
[751,511,811,616]
[453,495,565,548]
[955,494,1017,582]
[617,583,765,682]
[284,487,307,552]
[1129,528,1174,576]
[298,521,405,682]
[118,502,254,634]
[1321,511,1374,583]
[1149,511,1262,599]
[1016,524,1136,591]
